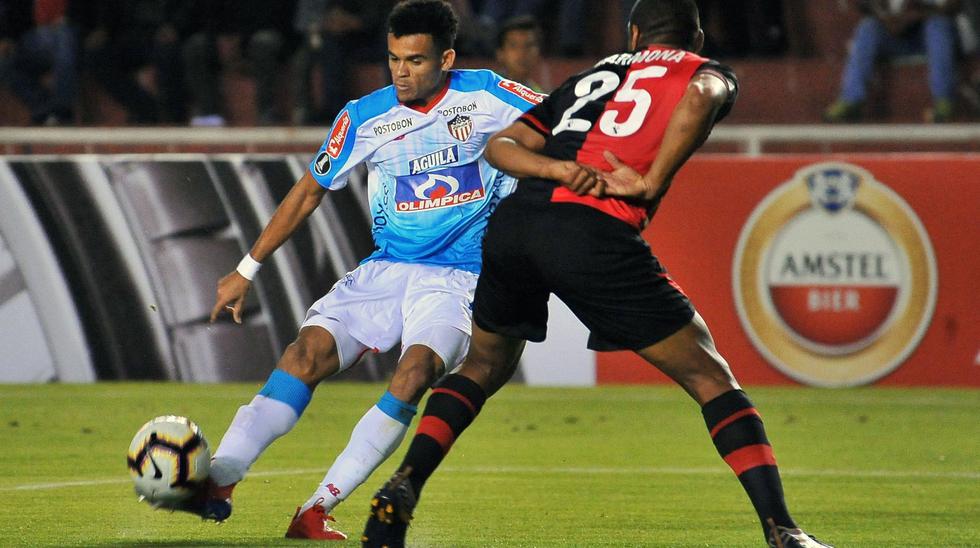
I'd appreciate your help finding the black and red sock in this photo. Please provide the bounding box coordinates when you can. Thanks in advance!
[398,374,487,496]
[702,389,796,532]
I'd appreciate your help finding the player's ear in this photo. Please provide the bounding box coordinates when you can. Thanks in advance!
[629,24,640,50]
[692,28,705,54]
[441,48,456,71]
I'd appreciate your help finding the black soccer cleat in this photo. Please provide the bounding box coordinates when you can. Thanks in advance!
[173,493,233,522]
[171,480,234,522]
[197,497,233,522]
[767,519,833,548]
[361,467,417,548]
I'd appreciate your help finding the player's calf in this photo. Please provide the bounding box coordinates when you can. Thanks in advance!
[635,314,738,406]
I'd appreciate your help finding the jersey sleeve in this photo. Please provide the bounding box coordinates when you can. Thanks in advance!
[480,70,547,132]
[696,60,739,123]
[516,77,572,138]
[308,102,373,190]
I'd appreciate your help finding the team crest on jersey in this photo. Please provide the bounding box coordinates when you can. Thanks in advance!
[313,152,331,175]
[409,145,459,175]
[447,114,473,142]
[394,163,484,213]
[733,162,937,387]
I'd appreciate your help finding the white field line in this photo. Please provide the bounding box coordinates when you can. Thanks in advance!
[3,465,977,492]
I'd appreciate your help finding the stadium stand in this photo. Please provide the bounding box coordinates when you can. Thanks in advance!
[2,1,977,126]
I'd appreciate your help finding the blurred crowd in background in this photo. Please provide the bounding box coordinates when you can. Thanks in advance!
[1,0,977,127]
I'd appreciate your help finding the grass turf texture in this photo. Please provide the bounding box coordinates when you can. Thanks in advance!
[0,383,977,547]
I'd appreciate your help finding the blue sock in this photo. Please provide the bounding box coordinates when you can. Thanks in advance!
[376,391,418,426]
[258,369,313,417]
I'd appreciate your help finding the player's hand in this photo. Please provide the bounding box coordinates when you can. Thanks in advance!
[547,161,604,196]
[598,151,654,200]
[210,271,251,324]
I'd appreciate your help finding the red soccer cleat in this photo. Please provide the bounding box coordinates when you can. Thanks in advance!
[285,499,348,540]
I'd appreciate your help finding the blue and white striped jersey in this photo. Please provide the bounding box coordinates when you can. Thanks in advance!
[309,69,543,273]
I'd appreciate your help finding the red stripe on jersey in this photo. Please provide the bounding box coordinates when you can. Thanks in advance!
[723,444,777,476]
[417,416,456,454]
[709,407,762,438]
[431,388,477,416]
[657,272,689,297]
[520,113,550,136]
[550,188,647,229]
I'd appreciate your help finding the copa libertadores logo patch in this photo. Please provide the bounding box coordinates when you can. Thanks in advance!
[733,162,937,387]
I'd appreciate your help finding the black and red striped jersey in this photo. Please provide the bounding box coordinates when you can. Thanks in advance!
[516,44,738,229]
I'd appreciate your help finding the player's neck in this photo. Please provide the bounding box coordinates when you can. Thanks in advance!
[639,42,686,52]
[402,72,451,112]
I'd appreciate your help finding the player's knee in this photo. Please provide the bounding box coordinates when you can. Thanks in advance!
[278,334,335,385]
[390,349,445,402]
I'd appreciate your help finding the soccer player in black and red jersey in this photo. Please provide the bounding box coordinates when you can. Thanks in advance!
[361,1,833,547]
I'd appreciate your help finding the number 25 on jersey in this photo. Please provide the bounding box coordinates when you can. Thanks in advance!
[553,66,667,138]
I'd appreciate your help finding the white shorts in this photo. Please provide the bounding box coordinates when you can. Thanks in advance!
[302,260,477,372]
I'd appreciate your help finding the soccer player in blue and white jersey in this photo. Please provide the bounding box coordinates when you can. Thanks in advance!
[197,0,544,539]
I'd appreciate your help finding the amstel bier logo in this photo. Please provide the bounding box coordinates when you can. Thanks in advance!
[733,163,937,387]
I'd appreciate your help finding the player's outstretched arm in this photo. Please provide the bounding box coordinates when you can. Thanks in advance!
[210,170,327,324]
[603,71,733,201]
[486,122,603,195]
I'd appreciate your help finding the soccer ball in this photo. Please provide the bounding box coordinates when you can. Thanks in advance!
[126,415,211,508]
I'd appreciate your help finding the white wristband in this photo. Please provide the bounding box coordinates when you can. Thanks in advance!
[236,254,262,281]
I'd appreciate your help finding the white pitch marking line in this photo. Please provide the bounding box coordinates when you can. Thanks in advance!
[447,465,980,480]
[3,465,978,492]
[0,467,327,492]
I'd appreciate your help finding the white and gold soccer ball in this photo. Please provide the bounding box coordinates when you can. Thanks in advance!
[126,415,211,508]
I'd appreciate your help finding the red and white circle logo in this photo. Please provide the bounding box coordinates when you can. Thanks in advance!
[733,162,937,387]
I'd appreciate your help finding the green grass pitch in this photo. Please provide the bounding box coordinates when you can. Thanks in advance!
[1,383,978,547]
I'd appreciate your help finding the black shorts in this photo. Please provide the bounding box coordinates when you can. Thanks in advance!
[473,196,695,351]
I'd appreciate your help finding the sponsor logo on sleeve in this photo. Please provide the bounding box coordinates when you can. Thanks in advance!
[326,111,351,158]
[313,151,331,176]
[409,145,460,175]
[498,80,545,104]
[394,163,484,213]
[733,162,937,387]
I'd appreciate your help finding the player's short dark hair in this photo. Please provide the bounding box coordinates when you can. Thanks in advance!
[627,0,700,50]
[388,0,459,52]
[495,15,542,49]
